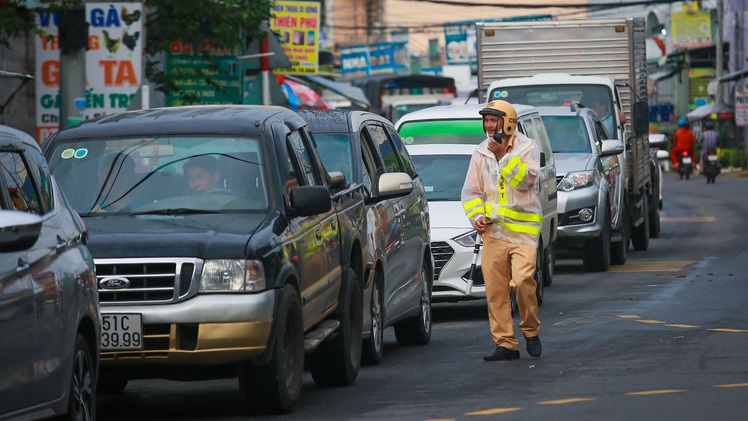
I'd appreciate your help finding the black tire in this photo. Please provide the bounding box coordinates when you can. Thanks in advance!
[534,241,544,306]
[583,208,611,272]
[361,272,384,366]
[64,333,96,421]
[394,261,432,346]
[96,376,128,395]
[309,267,362,387]
[610,204,629,265]
[239,285,304,414]
[542,240,554,287]
[631,195,650,251]
[649,189,661,239]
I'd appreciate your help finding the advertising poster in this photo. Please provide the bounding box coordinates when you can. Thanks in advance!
[270,1,320,75]
[34,3,143,143]
[671,11,713,49]
[165,42,241,106]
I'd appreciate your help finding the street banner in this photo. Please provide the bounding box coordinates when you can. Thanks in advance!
[34,2,143,143]
[340,42,408,76]
[340,45,370,77]
[270,1,320,75]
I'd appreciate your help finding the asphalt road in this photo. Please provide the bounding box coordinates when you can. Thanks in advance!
[98,169,748,420]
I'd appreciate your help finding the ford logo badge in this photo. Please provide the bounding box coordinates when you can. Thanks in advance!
[99,277,131,290]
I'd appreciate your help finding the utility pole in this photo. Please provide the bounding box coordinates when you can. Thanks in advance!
[58,6,88,129]
[716,0,724,104]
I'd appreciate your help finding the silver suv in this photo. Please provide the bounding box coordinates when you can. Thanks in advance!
[537,103,626,272]
[0,124,99,420]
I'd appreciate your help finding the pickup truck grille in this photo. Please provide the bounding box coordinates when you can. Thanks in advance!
[431,241,454,280]
[96,258,198,303]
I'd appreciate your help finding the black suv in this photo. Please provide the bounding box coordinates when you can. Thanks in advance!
[42,105,376,414]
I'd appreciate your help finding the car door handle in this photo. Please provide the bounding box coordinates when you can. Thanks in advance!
[56,236,67,254]
[17,258,30,277]
[316,230,323,242]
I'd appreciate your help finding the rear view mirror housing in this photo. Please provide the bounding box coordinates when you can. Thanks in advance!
[633,101,649,137]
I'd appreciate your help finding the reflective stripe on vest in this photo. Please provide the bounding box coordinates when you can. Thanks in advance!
[510,162,527,188]
[463,197,485,219]
[499,220,541,236]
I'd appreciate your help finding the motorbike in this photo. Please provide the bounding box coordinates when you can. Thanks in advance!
[703,149,720,184]
[678,150,693,180]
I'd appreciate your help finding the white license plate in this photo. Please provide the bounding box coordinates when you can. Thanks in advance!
[682,156,692,164]
[101,314,143,351]
[708,155,718,162]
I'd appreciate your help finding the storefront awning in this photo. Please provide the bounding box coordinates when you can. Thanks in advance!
[686,102,732,122]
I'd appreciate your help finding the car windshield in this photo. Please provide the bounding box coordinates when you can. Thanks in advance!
[313,133,354,183]
[398,119,485,145]
[494,84,616,137]
[411,153,470,201]
[541,115,592,153]
[47,136,268,215]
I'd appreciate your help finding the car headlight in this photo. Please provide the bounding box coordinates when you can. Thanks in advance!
[454,230,478,247]
[558,170,595,192]
[199,259,266,292]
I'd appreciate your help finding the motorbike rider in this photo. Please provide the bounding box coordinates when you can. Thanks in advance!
[671,118,696,170]
[700,121,720,170]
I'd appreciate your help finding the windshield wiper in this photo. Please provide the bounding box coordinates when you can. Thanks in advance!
[130,208,222,216]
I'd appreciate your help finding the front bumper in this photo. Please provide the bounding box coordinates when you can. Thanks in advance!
[556,186,606,245]
[431,235,486,301]
[100,291,275,365]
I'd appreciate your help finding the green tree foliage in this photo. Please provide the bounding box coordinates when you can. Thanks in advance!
[144,0,273,103]
[0,0,273,104]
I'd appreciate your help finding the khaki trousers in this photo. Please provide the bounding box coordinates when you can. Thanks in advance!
[481,234,540,350]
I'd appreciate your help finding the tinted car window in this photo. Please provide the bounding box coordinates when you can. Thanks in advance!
[386,125,417,178]
[288,130,320,186]
[0,151,42,214]
[25,148,54,212]
[368,124,402,173]
[542,115,592,153]
[314,133,354,182]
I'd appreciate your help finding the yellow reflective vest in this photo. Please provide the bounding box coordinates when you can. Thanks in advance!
[461,132,542,247]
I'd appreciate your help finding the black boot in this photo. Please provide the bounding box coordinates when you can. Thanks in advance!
[524,335,542,357]
[483,346,520,361]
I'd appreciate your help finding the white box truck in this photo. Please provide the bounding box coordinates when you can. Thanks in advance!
[476,18,660,253]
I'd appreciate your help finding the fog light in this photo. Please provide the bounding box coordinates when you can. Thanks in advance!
[578,208,594,222]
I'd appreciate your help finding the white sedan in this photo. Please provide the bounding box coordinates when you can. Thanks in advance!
[407,144,486,302]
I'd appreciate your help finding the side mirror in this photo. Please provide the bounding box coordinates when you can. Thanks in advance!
[290,186,332,217]
[375,172,414,201]
[633,101,649,137]
[600,139,625,157]
[0,210,43,252]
